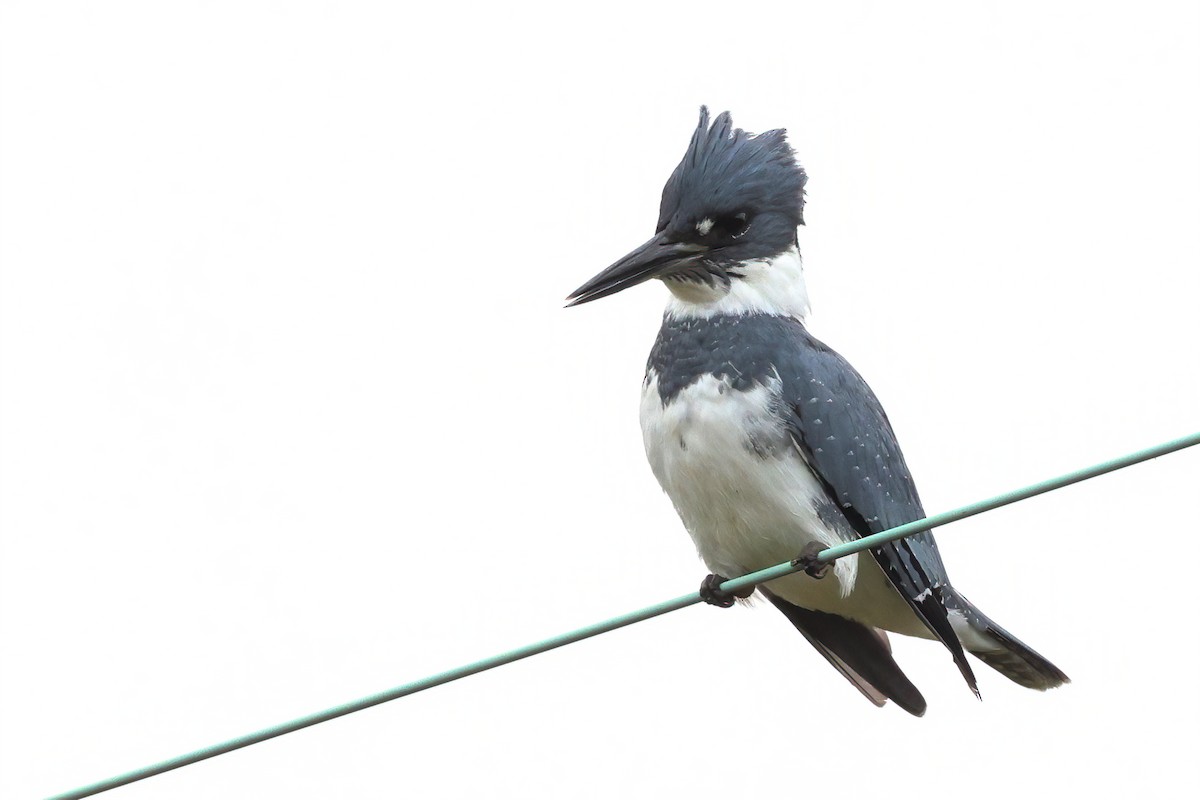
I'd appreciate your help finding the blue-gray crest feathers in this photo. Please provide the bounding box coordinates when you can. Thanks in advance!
[657,107,808,234]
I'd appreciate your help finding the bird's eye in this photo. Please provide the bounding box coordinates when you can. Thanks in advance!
[710,212,750,239]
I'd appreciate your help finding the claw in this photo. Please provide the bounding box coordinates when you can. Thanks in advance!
[698,574,754,607]
[699,574,736,607]
[792,542,832,579]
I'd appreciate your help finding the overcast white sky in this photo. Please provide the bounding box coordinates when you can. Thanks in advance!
[2,2,1199,798]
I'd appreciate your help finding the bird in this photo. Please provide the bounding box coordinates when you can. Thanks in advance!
[565,107,1068,716]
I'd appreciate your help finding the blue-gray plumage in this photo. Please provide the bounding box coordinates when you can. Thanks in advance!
[567,107,1067,715]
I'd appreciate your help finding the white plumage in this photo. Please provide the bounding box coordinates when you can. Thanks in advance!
[640,369,937,641]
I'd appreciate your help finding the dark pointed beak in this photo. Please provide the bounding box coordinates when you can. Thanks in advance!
[566,232,709,307]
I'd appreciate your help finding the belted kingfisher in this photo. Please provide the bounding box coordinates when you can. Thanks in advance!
[566,108,1068,715]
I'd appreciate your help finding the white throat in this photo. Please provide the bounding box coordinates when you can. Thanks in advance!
[663,245,810,320]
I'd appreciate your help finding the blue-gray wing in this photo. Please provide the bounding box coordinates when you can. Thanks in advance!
[778,323,978,694]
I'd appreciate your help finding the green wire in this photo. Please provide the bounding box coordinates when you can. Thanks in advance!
[46,431,1200,800]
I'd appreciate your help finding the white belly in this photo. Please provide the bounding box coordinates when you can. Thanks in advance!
[640,370,932,639]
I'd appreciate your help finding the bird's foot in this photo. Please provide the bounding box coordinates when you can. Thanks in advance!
[792,542,832,579]
[698,574,753,608]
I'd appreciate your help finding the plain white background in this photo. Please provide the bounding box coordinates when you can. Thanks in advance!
[2,2,1198,798]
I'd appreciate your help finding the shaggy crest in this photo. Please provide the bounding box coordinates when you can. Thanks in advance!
[657,106,807,235]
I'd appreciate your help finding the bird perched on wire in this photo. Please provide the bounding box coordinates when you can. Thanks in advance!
[566,107,1067,715]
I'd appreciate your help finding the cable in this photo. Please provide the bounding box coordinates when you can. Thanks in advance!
[46,430,1200,800]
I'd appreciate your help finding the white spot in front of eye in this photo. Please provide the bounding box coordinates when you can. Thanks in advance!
[696,218,714,236]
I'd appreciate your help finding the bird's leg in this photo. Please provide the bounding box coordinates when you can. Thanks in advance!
[698,574,754,608]
[792,542,832,579]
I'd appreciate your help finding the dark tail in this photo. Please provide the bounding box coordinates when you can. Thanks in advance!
[764,589,927,716]
[949,593,1070,691]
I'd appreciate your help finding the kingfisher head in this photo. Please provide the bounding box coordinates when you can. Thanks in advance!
[567,107,808,316]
